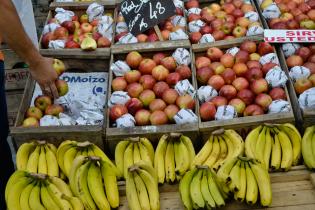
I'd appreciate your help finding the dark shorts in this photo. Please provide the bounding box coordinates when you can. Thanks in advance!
[0,60,14,209]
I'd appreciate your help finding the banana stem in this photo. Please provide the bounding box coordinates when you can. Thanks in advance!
[127,137,140,142]
[212,129,225,136]
[77,141,92,147]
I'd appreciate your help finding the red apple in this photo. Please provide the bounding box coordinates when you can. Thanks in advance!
[112,77,127,91]
[243,104,264,116]
[221,68,236,84]
[235,50,249,63]
[233,63,248,76]
[296,47,311,61]
[127,83,144,98]
[219,85,237,100]
[161,57,177,71]
[135,109,151,125]
[149,99,167,112]
[245,67,263,82]
[237,89,255,105]
[220,53,235,68]
[255,93,272,110]
[200,25,213,35]
[54,27,69,39]
[175,65,192,79]
[197,67,214,85]
[176,94,195,109]
[162,89,179,104]
[138,58,157,75]
[126,51,143,68]
[200,102,216,121]
[294,78,312,94]
[212,30,226,41]
[207,47,224,61]
[208,75,225,90]
[262,63,278,75]
[258,42,274,55]
[139,90,156,106]
[97,37,111,48]
[150,110,168,125]
[124,70,141,83]
[196,56,211,69]
[304,62,315,74]
[240,41,257,54]
[269,87,286,100]
[166,72,181,86]
[247,60,262,69]
[211,62,226,74]
[286,55,304,68]
[189,31,202,44]
[250,78,268,94]
[26,107,43,120]
[41,32,55,48]
[232,77,249,91]
[65,40,80,48]
[153,53,166,65]
[45,104,64,116]
[153,81,169,98]
[223,3,236,14]
[126,98,143,115]
[137,34,148,42]
[61,21,75,34]
[152,65,170,81]
[210,96,228,107]
[139,75,156,90]
[147,33,159,42]
[164,105,179,121]
[229,98,246,115]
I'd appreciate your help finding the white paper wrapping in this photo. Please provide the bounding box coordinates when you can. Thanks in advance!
[262,4,281,19]
[289,66,311,82]
[268,100,291,113]
[175,79,196,97]
[299,87,315,109]
[245,11,259,22]
[174,109,198,124]
[110,60,131,76]
[43,23,60,35]
[169,29,189,40]
[265,66,288,87]
[116,22,129,34]
[108,91,130,107]
[199,34,215,43]
[259,53,279,65]
[97,21,114,41]
[187,8,201,15]
[171,15,187,27]
[48,40,65,49]
[86,3,104,22]
[246,26,264,36]
[118,33,138,44]
[172,48,191,66]
[188,20,205,32]
[173,0,184,9]
[226,47,240,56]
[282,43,301,57]
[54,8,74,24]
[116,113,136,128]
[197,86,218,103]
[59,113,76,126]
[40,115,61,126]
[215,105,237,120]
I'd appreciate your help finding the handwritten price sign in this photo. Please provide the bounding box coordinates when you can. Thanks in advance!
[120,0,176,36]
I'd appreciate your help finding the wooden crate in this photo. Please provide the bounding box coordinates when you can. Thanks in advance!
[6,90,24,127]
[193,38,295,141]
[105,45,200,156]
[39,3,117,59]
[5,68,29,91]
[117,166,315,210]
[1,48,24,70]
[50,0,116,9]
[190,0,265,50]
[10,58,110,149]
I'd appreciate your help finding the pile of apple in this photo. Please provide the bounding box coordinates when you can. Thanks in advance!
[196,41,288,121]
[110,50,195,126]
[22,59,69,127]
[41,13,112,50]
[260,0,315,29]
[283,44,315,95]
[185,0,263,43]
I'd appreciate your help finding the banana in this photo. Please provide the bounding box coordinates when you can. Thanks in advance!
[124,143,134,178]
[7,176,32,210]
[224,129,245,157]
[165,140,176,183]
[207,169,225,207]
[133,142,142,164]
[57,140,76,174]
[63,146,79,177]
[81,148,88,156]
[249,161,272,207]
[134,172,151,210]
[302,126,315,169]
[16,142,36,170]
[255,127,266,166]
[180,135,196,166]
[91,144,117,173]
[245,162,258,205]
[5,170,29,202]
[19,180,36,210]
[87,161,110,210]
[200,169,216,208]
[47,143,58,154]
[222,133,235,161]
[213,136,228,169]
[46,180,73,210]
[138,141,153,166]
[101,160,120,208]
[29,182,46,210]
[277,130,293,171]
[192,135,213,167]
[179,168,197,210]
[45,145,59,177]
[69,156,88,195]
[62,195,84,210]
[279,123,301,165]
[40,183,61,210]
[271,131,282,170]
[87,147,95,156]
[190,169,205,208]
[154,135,168,184]
[263,128,273,170]
[126,171,141,210]
[140,137,155,163]
[115,140,130,178]
[174,139,190,176]
[26,146,40,173]
[235,161,246,202]
[312,133,315,168]
[134,160,158,183]
[245,126,262,159]
[38,146,48,174]
[217,156,238,183]
[228,160,241,192]
[48,176,73,197]
[204,136,221,168]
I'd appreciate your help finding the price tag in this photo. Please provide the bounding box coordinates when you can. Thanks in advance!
[264,29,315,43]
[120,0,176,36]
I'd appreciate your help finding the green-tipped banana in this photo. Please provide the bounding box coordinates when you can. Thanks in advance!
[19,180,36,210]
[38,146,48,174]
[62,194,84,210]
[217,156,238,183]
[277,130,293,171]
[235,161,246,201]
[57,140,76,174]
[46,180,73,210]
[138,141,153,166]
[174,139,190,176]
[180,135,196,166]
[5,170,29,202]
[63,146,79,177]
[224,129,245,157]
[228,160,241,192]
[255,127,266,166]
[207,170,225,207]
[263,128,273,170]
[48,176,73,197]
[45,145,59,177]
[133,142,142,164]
[7,176,33,210]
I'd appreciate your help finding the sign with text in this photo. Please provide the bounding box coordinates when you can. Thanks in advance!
[264,30,315,43]
[120,0,176,36]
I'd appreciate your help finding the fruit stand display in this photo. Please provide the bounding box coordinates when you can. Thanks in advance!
[50,0,117,9]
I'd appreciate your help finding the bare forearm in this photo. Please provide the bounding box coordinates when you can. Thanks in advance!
[0,0,42,66]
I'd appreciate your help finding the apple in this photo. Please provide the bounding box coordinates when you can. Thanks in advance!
[153,81,169,98]
[219,85,237,100]
[97,37,111,48]
[211,3,221,11]
[296,47,311,61]
[41,32,55,48]
[221,68,236,84]
[258,42,274,55]
[137,34,148,42]
[287,19,299,29]
[22,117,39,127]
[26,107,43,120]
[237,89,255,105]
[232,77,249,91]
[127,83,143,98]
[229,98,246,115]
[208,75,225,90]
[220,53,235,68]
[112,77,127,91]
[135,109,151,125]
[90,19,99,27]
[250,78,268,94]
[65,40,80,48]
[245,67,263,82]
[166,72,181,86]
[61,21,75,34]
[235,50,249,63]
[286,55,304,68]
[308,54,315,63]
[54,27,68,39]
[176,65,192,79]
[80,37,97,50]
[55,79,68,97]
[34,95,52,111]
[196,56,211,69]
[125,98,143,115]
[150,110,168,125]
[149,99,167,112]
[212,30,226,41]
[223,3,236,14]
[45,104,64,116]
[232,26,246,38]
[79,14,89,23]
[233,63,248,76]
[262,62,277,75]
[207,47,224,61]
[160,57,177,71]
[247,60,262,69]
[152,65,170,81]
[241,4,254,12]
[294,78,312,94]
[139,58,157,74]
[197,67,214,85]
[232,8,244,18]
[189,31,202,44]
[236,17,250,28]
[53,59,66,76]
[164,104,179,121]
[211,62,226,75]
[304,62,315,74]
[211,19,224,30]
[243,104,264,116]
[309,74,315,86]
[308,9,315,21]
[186,0,199,9]
[147,33,159,42]
[162,89,179,105]
[139,90,156,106]
[124,70,141,83]
[200,102,216,121]
[249,53,261,61]
[110,104,128,121]
[200,25,213,35]
[269,87,287,100]
[255,93,272,110]
[126,51,143,68]
[153,53,166,65]
[176,94,195,109]
[139,75,156,90]
[115,32,128,42]
[210,96,228,107]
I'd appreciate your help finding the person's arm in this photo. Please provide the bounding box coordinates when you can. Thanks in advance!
[0,0,59,98]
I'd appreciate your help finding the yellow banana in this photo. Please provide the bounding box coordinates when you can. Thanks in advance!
[45,145,59,177]
[134,160,158,183]
[69,156,88,195]
[204,136,221,168]
[46,180,73,210]
[225,129,245,157]
[245,126,262,159]
[235,161,246,202]
[124,143,134,178]
[228,160,241,192]
[302,126,315,169]
[62,195,84,210]
[81,148,88,156]
[87,161,110,210]
[245,162,258,205]
[40,183,61,210]
[180,135,196,166]
[174,139,190,176]
[271,131,281,170]
[133,142,142,164]
[87,147,95,156]
[5,170,29,202]
[192,135,213,167]
[115,140,130,178]
[140,137,155,163]
[138,141,153,166]
[263,128,273,170]
[101,160,120,208]
[48,176,73,197]
[154,134,168,184]
[255,126,266,166]
[165,140,176,183]
[63,146,79,177]
[16,142,36,170]
[277,130,293,171]
[29,181,46,210]
[7,176,33,210]
[179,168,197,210]
[214,136,228,168]
[38,146,48,174]
[26,146,40,173]
[57,140,76,174]
[207,169,225,207]
[190,169,205,208]
[126,171,141,210]
[91,144,118,174]
[47,143,58,154]
[134,172,151,210]
[222,133,235,161]
[200,169,216,208]
[217,156,238,183]
[19,180,35,210]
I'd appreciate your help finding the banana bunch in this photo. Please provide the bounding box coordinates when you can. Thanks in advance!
[16,141,59,177]
[126,163,160,210]
[57,140,116,178]
[179,166,226,210]
[302,125,315,169]
[245,123,301,171]
[154,134,195,184]
[192,129,244,171]
[69,155,120,209]
[115,137,155,178]
[5,170,83,210]
[217,157,272,207]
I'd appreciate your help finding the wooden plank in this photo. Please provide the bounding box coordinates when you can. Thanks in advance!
[5,68,29,90]
[2,49,24,70]
[50,0,117,9]
[6,90,24,113]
